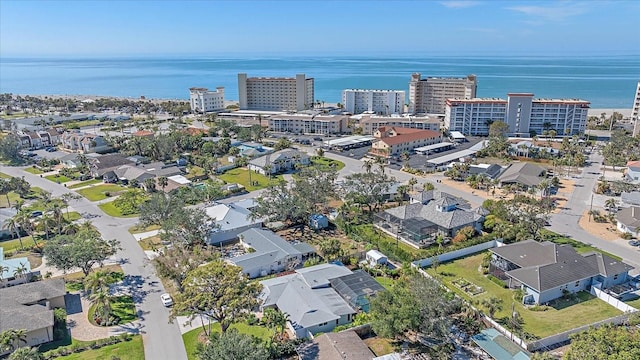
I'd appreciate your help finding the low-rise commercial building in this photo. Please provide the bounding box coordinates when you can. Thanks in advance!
[189,87,225,113]
[238,73,314,111]
[268,114,348,134]
[342,89,405,115]
[445,93,590,136]
[370,127,442,157]
[357,114,440,135]
[409,73,477,114]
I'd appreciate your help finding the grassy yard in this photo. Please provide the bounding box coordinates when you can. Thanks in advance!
[540,230,623,260]
[45,173,75,183]
[129,224,161,234]
[310,156,345,170]
[182,322,275,360]
[624,296,640,310]
[375,276,395,290]
[363,337,397,357]
[67,179,102,189]
[77,184,127,201]
[0,235,38,252]
[218,167,283,191]
[88,296,137,326]
[98,201,140,218]
[426,253,622,338]
[66,211,82,221]
[138,235,163,250]
[0,172,11,178]
[0,191,21,208]
[24,167,45,174]
[42,335,144,360]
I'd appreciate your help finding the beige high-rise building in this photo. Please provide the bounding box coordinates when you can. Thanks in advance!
[189,87,225,113]
[238,73,314,112]
[632,80,640,136]
[341,89,405,115]
[409,73,477,114]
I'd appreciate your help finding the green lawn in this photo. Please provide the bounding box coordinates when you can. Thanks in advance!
[45,173,75,183]
[310,156,345,170]
[0,235,38,253]
[624,296,640,310]
[67,179,102,189]
[129,224,161,234]
[0,191,21,208]
[88,296,137,326]
[218,167,283,191]
[77,184,127,201]
[0,172,11,178]
[427,253,622,338]
[375,276,395,290]
[98,202,140,218]
[24,167,45,174]
[66,211,82,221]
[43,335,144,360]
[182,322,275,360]
[540,230,623,260]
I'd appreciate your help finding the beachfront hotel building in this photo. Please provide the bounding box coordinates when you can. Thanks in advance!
[268,114,348,135]
[444,93,590,136]
[189,87,225,113]
[632,80,640,136]
[409,73,477,114]
[341,89,405,115]
[356,114,441,135]
[238,73,314,112]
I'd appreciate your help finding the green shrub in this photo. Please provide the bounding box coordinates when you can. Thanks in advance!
[487,274,507,288]
[621,232,633,240]
[529,305,551,312]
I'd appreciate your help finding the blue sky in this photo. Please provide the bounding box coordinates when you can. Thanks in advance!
[1,0,638,57]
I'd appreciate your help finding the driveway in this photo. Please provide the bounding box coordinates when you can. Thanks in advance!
[0,166,188,360]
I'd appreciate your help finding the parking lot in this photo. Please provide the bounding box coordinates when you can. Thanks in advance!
[387,136,484,171]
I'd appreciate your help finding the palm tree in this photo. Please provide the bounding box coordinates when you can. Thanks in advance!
[13,262,29,282]
[401,151,410,170]
[537,179,550,200]
[89,290,113,326]
[7,346,44,360]
[157,176,168,192]
[362,159,373,173]
[262,308,288,340]
[60,193,80,221]
[408,178,418,192]
[15,212,36,247]
[605,198,618,215]
[84,270,115,295]
[482,297,503,319]
[3,216,24,250]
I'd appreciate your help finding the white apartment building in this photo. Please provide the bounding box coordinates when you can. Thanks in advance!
[238,73,314,112]
[445,93,590,136]
[189,87,225,113]
[409,73,477,114]
[356,114,441,135]
[341,89,405,115]
[632,80,640,136]
[268,114,348,135]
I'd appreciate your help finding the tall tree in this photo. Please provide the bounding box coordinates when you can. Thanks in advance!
[172,261,262,334]
[43,229,120,276]
[138,193,185,226]
[563,324,640,360]
[196,329,269,360]
[343,169,394,215]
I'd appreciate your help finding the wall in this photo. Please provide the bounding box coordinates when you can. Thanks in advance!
[412,239,498,268]
[591,284,638,313]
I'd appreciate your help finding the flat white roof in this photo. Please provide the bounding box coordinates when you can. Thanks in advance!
[324,135,375,146]
[450,131,466,139]
[168,175,191,185]
[414,142,454,152]
[427,149,478,165]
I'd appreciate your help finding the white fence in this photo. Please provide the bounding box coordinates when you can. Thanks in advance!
[483,316,528,349]
[411,239,499,268]
[591,285,638,313]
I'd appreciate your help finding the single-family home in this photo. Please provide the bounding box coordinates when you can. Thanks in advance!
[329,270,385,312]
[297,330,375,360]
[626,161,640,182]
[446,163,504,180]
[131,130,154,138]
[0,248,35,288]
[369,127,442,157]
[621,192,640,207]
[489,240,634,305]
[375,192,484,248]
[206,200,263,245]
[366,249,388,267]
[248,149,310,175]
[108,162,185,186]
[61,131,112,153]
[497,162,547,190]
[616,206,640,235]
[89,154,135,179]
[259,263,357,338]
[0,279,66,354]
[227,228,315,279]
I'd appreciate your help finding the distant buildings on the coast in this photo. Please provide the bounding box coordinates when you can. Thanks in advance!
[445,93,590,137]
[409,73,477,114]
[632,80,640,136]
[189,87,225,113]
[341,89,405,115]
[238,73,314,112]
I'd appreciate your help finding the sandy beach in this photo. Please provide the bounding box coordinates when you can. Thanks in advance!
[588,108,632,118]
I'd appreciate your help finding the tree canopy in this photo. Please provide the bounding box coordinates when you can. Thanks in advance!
[196,329,269,360]
[563,325,640,360]
[43,229,120,276]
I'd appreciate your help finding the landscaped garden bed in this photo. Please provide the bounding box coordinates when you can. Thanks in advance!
[452,278,485,296]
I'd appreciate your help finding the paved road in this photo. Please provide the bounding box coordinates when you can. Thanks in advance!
[548,152,640,271]
[1,167,188,360]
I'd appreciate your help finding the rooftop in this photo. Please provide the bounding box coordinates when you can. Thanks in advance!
[0,279,66,333]
[299,330,375,360]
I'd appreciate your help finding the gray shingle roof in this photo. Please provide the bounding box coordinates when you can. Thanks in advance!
[299,330,375,360]
[383,195,480,230]
[616,206,640,230]
[621,192,640,206]
[0,279,66,333]
[498,162,546,187]
[229,229,310,274]
[490,240,557,268]
[249,149,309,168]
[581,252,635,277]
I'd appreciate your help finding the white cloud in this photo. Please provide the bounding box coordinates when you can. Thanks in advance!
[440,1,480,9]
[508,2,589,22]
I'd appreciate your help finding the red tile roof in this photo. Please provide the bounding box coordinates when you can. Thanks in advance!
[132,130,154,137]
[376,127,441,146]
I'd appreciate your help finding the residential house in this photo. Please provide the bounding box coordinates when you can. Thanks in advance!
[89,154,135,179]
[248,149,310,175]
[329,270,385,312]
[206,200,263,245]
[446,163,504,180]
[0,279,66,354]
[0,248,35,288]
[489,240,633,305]
[616,206,640,235]
[366,249,388,267]
[369,127,442,158]
[162,175,192,193]
[227,228,315,279]
[38,128,63,147]
[376,191,484,247]
[621,192,640,207]
[108,162,184,186]
[297,330,375,360]
[259,263,357,338]
[497,162,547,190]
[131,130,154,138]
[61,131,112,153]
[626,161,640,182]
[24,131,43,149]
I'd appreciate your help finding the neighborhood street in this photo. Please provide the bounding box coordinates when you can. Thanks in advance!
[0,167,188,360]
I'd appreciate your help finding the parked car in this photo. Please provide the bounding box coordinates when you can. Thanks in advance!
[45,147,56,152]
[629,240,640,247]
[160,293,173,307]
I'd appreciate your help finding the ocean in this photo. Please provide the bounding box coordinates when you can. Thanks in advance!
[1,56,638,108]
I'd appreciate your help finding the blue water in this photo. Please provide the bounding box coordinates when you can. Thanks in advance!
[1,56,638,108]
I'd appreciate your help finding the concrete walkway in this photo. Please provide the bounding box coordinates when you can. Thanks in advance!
[66,293,142,341]
[176,315,213,335]
[132,230,160,241]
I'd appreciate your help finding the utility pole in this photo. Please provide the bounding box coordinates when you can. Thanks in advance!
[589,193,594,222]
